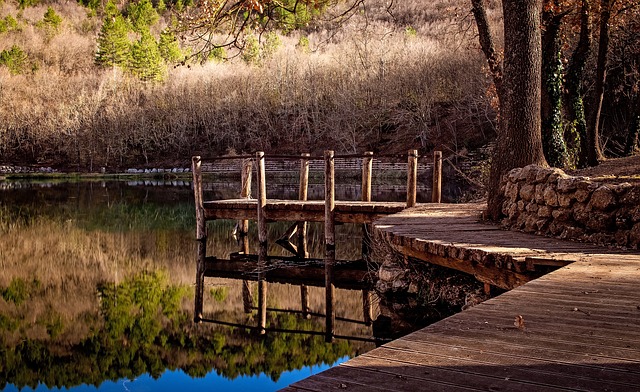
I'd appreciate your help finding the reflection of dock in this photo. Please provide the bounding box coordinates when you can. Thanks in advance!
[192,150,443,343]
[201,257,373,290]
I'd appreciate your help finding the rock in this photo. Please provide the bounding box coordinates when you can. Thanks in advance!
[525,202,539,213]
[560,226,585,240]
[517,165,539,182]
[589,185,616,211]
[620,187,640,206]
[543,185,559,207]
[612,182,632,196]
[586,212,614,231]
[572,202,591,225]
[630,223,640,248]
[615,231,629,247]
[548,222,564,236]
[557,193,574,208]
[548,169,569,183]
[508,168,523,182]
[551,208,572,222]
[575,188,591,203]
[505,181,519,202]
[524,215,538,232]
[557,177,579,193]
[536,218,549,231]
[519,184,535,202]
[538,205,552,218]
[534,167,555,183]
[534,184,546,203]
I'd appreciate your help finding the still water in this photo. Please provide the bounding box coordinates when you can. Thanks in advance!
[0,178,435,391]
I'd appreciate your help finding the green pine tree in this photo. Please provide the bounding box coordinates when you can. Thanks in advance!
[157,28,182,63]
[129,30,165,81]
[95,2,131,67]
[128,0,158,33]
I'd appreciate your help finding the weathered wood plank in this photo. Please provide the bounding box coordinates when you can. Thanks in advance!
[282,202,640,392]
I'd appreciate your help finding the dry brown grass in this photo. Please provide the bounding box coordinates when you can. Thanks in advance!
[0,0,499,169]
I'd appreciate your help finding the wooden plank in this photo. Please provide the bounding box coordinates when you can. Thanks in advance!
[355,347,633,391]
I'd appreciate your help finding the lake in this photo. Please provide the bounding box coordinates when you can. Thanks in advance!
[0,178,441,391]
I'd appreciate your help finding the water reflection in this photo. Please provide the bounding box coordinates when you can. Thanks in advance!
[0,179,402,391]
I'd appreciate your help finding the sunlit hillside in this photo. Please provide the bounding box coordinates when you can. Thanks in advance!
[0,0,496,169]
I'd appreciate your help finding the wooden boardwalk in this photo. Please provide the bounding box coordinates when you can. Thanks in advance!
[283,203,640,391]
[202,199,406,223]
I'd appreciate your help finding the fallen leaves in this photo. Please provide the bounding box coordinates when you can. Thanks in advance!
[514,315,526,330]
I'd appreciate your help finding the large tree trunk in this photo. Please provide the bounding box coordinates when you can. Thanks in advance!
[487,0,548,220]
[586,0,612,166]
[541,2,569,168]
[565,0,592,168]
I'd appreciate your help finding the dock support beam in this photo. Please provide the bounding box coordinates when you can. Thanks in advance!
[297,153,310,258]
[324,150,336,342]
[192,156,205,323]
[407,149,418,208]
[256,151,268,334]
[362,151,374,259]
[240,158,254,313]
[432,150,442,203]
[299,153,311,318]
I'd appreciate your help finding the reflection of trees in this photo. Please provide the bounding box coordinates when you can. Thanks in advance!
[0,271,356,390]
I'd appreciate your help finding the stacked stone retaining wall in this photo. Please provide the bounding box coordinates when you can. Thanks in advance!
[500,165,640,249]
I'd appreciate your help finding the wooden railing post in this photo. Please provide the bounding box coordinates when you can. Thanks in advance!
[407,149,418,208]
[324,150,335,342]
[192,156,206,240]
[240,158,252,242]
[432,150,442,203]
[362,151,374,258]
[256,152,267,249]
[362,151,373,202]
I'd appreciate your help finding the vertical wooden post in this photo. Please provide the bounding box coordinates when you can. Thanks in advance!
[297,153,310,258]
[240,159,252,243]
[301,284,311,319]
[192,156,206,240]
[298,153,311,319]
[192,156,206,323]
[362,290,373,326]
[362,151,373,202]
[258,278,267,334]
[407,149,418,208]
[362,151,374,258]
[324,150,335,342]
[240,158,254,313]
[256,151,268,334]
[242,281,254,314]
[194,239,206,323]
[256,152,267,249]
[432,150,442,203]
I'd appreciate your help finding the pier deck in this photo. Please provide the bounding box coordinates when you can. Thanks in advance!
[283,203,640,391]
[202,199,406,223]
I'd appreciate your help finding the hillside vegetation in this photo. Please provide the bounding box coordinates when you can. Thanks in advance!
[3,0,638,172]
[0,0,494,170]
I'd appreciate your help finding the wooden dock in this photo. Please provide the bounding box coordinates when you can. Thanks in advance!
[282,203,640,391]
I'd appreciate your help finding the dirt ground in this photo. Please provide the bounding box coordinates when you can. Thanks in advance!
[568,154,640,184]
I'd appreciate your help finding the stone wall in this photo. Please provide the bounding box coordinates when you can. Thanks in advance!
[500,165,640,249]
